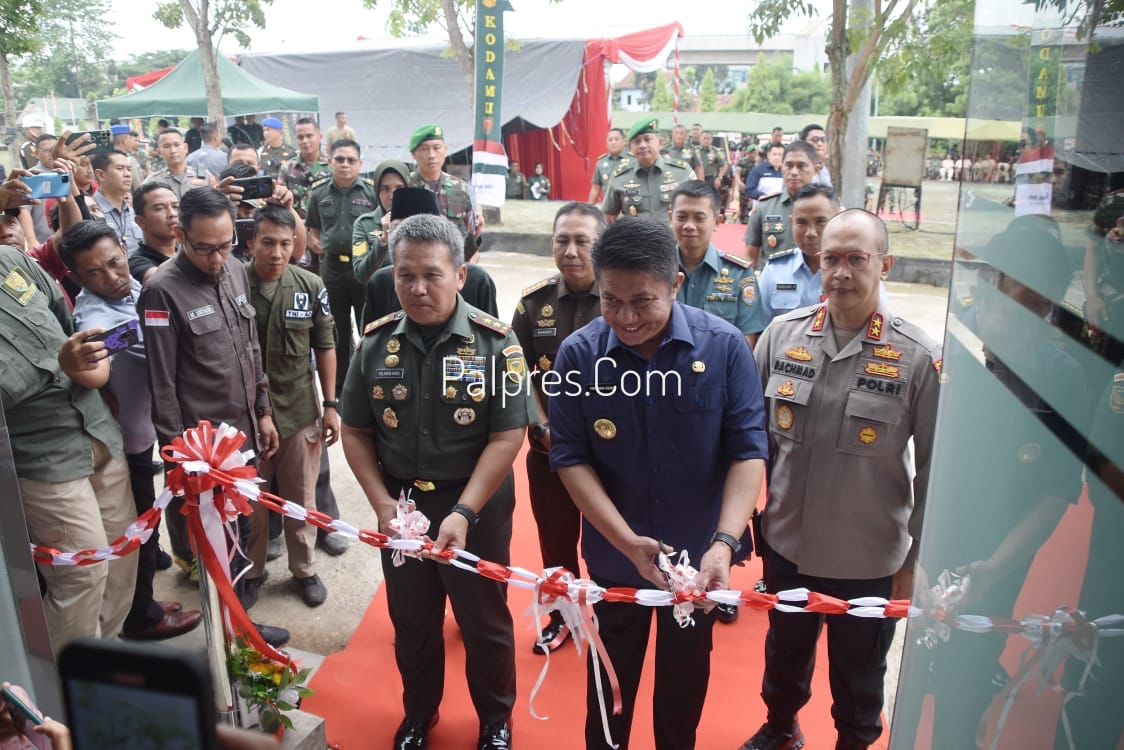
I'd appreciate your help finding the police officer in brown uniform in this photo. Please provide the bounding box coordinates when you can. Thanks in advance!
[743,140,819,269]
[741,209,941,750]
[601,119,694,228]
[341,214,535,750]
[510,201,605,654]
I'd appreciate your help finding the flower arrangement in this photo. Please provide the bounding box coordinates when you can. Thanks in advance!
[227,636,313,733]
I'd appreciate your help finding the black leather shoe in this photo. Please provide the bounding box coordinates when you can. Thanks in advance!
[155,546,173,571]
[297,574,328,607]
[477,721,512,750]
[715,602,740,624]
[740,722,805,750]
[253,622,291,648]
[392,713,438,750]
[318,531,350,556]
[237,575,266,610]
[532,616,570,655]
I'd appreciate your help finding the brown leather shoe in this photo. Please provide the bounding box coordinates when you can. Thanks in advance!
[122,609,203,640]
[158,600,183,614]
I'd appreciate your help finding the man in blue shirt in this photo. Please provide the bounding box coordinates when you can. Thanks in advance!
[744,141,786,202]
[671,180,767,349]
[758,184,840,322]
[550,217,768,750]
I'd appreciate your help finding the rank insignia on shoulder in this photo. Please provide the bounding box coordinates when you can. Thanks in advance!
[364,310,404,335]
[811,305,827,332]
[719,252,751,269]
[310,176,331,189]
[521,277,554,297]
[785,347,813,362]
[469,313,512,335]
[872,344,903,361]
[933,358,943,373]
[866,312,884,341]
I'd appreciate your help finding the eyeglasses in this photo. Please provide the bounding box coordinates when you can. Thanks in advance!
[808,135,827,144]
[818,251,882,270]
[182,233,233,257]
[601,296,661,315]
[332,156,360,165]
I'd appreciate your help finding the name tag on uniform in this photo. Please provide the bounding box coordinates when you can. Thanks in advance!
[285,309,313,319]
[187,304,214,320]
[776,283,798,291]
[376,368,404,378]
[534,327,557,337]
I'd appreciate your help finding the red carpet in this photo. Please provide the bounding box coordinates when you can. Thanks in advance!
[304,447,882,749]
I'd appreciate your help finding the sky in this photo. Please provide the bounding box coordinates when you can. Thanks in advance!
[106,0,836,58]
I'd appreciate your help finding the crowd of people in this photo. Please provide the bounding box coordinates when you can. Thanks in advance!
[2,107,1115,750]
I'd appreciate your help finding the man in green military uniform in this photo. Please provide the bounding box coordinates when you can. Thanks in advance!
[588,127,631,204]
[406,124,483,241]
[697,130,728,192]
[601,118,694,228]
[351,159,409,284]
[259,117,298,180]
[505,160,528,200]
[244,204,338,608]
[305,138,377,392]
[661,124,704,180]
[743,140,819,269]
[341,214,534,750]
[278,117,331,219]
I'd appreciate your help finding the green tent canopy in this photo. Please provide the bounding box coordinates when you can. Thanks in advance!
[95,49,318,120]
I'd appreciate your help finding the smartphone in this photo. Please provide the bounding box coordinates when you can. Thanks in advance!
[1,686,50,750]
[231,175,273,200]
[20,173,71,200]
[85,319,139,354]
[59,638,220,750]
[234,218,255,248]
[65,130,114,155]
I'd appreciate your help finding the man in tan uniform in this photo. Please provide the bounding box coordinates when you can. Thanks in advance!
[741,209,941,750]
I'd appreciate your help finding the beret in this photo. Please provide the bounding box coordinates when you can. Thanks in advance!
[409,124,444,152]
[627,118,659,142]
[261,117,283,129]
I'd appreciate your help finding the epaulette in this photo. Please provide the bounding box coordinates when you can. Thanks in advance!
[773,304,822,323]
[309,176,331,190]
[596,152,609,161]
[718,251,751,270]
[521,276,557,297]
[362,176,376,186]
[767,247,799,261]
[469,311,511,335]
[888,315,941,352]
[757,191,782,202]
[610,162,633,179]
[665,157,690,170]
[363,310,404,335]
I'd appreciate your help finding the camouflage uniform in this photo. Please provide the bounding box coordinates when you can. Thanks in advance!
[279,155,331,219]
[407,170,474,237]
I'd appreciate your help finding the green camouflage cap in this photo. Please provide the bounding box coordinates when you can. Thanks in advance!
[409,124,444,152]
[627,118,659,142]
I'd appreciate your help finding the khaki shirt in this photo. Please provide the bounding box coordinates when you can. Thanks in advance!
[601,156,695,226]
[510,275,601,414]
[591,152,632,189]
[743,189,796,254]
[0,245,122,481]
[339,299,536,482]
[696,144,727,181]
[661,144,701,172]
[754,302,941,579]
[138,251,271,452]
[246,264,336,440]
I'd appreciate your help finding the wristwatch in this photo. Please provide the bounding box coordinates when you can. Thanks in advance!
[451,503,480,527]
[322,399,339,409]
[255,405,273,418]
[530,423,549,441]
[709,531,742,555]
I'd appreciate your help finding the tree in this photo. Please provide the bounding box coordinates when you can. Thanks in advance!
[0,0,45,131]
[723,54,831,115]
[876,0,971,117]
[154,0,274,123]
[12,0,116,103]
[650,70,674,111]
[699,68,717,112]
[749,0,920,201]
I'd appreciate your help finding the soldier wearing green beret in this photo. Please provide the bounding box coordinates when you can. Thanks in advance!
[406,124,483,242]
[305,138,377,392]
[601,118,695,228]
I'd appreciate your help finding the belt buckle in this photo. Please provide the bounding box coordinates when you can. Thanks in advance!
[338,254,351,263]
[413,479,436,492]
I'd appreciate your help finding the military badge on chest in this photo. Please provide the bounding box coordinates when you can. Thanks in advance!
[285,291,313,319]
[534,304,557,337]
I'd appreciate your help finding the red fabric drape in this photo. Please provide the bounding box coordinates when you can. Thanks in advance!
[505,24,685,202]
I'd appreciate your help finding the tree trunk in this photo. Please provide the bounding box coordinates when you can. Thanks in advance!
[442,0,474,104]
[826,0,849,196]
[843,0,874,209]
[181,0,225,124]
[0,53,16,133]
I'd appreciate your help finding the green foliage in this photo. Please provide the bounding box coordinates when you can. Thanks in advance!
[650,70,674,111]
[154,0,274,49]
[0,0,46,57]
[746,0,819,44]
[699,68,717,112]
[1032,0,1124,38]
[13,0,116,100]
[876,0,972,117]
[723,54,830,115]
[228,637,313,734]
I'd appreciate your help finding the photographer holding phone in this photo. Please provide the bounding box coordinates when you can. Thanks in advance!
[1,683,71,750]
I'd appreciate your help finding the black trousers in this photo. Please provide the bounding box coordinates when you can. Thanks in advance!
[761,542,895,745]
[123,447,163,631]
[526,447,581,576]
[382,471,517,724]
[584,574,716,750]
[325,273,366,394]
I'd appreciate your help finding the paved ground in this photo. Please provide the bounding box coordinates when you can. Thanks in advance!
[152,250,951,726]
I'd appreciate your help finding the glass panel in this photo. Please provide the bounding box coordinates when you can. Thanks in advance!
[892,4,1124,749]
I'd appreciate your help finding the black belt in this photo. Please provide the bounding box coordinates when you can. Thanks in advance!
[385,474,470,493]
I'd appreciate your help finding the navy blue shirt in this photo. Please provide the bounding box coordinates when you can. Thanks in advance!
[549,302,768,585]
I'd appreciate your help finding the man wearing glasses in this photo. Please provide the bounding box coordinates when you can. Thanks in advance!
[137,187,290,647]
[743,141,819,269]
[305,138,377,393]
[741,209,940,750]
[800,124,833,189]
